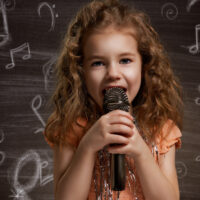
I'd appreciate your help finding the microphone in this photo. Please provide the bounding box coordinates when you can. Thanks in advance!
[103,87,130,191]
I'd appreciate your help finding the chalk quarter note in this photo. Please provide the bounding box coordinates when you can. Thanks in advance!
[189,24,200,54]
[5,42,31,69]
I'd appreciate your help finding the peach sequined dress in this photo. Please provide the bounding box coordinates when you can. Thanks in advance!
[44,119,182,200]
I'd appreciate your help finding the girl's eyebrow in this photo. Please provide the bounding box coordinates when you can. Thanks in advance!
[85,55,105,61]
[86,52,136,61]
[118,52,136,57]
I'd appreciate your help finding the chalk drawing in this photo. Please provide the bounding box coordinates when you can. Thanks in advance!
[4,0,16,11]
[161,3,178,20]
[194,84,200,106]
[39,160,53,186]
[34,127,44,134]
[176,161,188,179]
[9,150,40,200]
[42,55,56,92]
[189,24,200,54]
[0,151,6,166]
[195,155,200,162]
[181,24,200,54]
[9,188,30,200]
[194,155,200,177]
[37,2,59,32]
[31,95,45,134]
[195,97,200,105]
[189,155,200,178]
[0,129,4,143]
[0,0,9,47]
[9,150,53,200]
[0,129,6,166]
[5,43,31,69]
[187,0,200,12]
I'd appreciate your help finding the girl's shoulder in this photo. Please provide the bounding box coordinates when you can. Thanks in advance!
[44,117,88,149]
[154,120,182,155]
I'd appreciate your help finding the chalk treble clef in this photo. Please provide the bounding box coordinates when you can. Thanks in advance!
[9,150,41,200]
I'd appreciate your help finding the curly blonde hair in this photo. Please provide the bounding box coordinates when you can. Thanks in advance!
[45,0,183,145]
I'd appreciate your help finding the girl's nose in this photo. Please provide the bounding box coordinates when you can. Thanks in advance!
[106,63,121,81]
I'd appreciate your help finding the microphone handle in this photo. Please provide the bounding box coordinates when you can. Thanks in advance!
[111,154,126,191]
[103,87,129,191]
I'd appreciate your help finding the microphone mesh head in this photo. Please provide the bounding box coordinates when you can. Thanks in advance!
[103,87,130,113]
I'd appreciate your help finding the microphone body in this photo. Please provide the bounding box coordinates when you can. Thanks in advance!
[103,87,130,191]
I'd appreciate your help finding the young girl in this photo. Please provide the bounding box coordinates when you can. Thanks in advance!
[44,0,183,199]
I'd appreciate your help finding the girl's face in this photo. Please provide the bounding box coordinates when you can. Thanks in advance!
[83,26,142,110]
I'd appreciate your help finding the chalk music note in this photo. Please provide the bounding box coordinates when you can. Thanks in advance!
[39,161,53,186]
[31,95,45,134]
[37,2,59,32]
[0,0,9,47]
[5,42,31,70]
[189,24,200,54]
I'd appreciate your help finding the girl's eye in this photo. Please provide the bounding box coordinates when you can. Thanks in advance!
[120,58,132,64]
[91,61,104,67]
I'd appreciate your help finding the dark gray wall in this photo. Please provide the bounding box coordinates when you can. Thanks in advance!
[0,0,199,199]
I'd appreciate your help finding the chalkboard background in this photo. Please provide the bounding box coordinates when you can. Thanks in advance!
[0,0,199,199]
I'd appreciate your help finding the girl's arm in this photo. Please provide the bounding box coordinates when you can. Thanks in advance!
[134,143,179,200]
[107,123,180,200]
[53,142,96,200]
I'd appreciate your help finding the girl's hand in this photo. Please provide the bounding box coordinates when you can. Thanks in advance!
[106,122,150,160]
[79,110,134,154]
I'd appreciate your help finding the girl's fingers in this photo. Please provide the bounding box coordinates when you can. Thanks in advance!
[107,110,134,121]
[107,134,130,145]
[109,115,134,128]
[109,124,134,137]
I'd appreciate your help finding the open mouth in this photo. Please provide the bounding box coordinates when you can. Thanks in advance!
[102,86,127,95]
